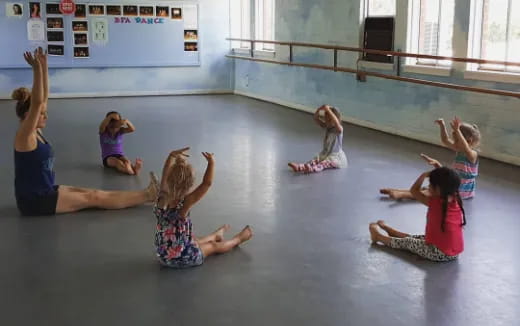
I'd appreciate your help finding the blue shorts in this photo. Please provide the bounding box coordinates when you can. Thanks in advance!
[16,185,60,216]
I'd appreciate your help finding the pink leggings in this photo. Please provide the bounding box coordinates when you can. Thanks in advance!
[293,159,338,173]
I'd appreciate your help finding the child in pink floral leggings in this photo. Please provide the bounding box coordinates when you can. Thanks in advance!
[289,105,348,173]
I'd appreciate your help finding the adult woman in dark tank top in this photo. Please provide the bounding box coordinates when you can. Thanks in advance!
[12,48,157,216]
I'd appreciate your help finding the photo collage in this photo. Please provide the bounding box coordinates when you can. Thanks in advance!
[6,2,199,60]
[70,4,199,54]
[70,4,199,53]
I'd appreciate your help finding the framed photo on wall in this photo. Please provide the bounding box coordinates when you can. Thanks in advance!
[47,17,63,29]
[123,5,137,16]
[47,30,64,42]
[106,5,122,16]
[72,21,88,32]
[46,3,60,15]
[88,4,105,16]
[73,33,88,46]
[29,2,41,18]
[75,4,86,18]
[184,42,197,52]
[184,30,198,41]
[73,47,89,58]
[139,6,153,16]
[6,3,24,17]
[156,6,168,17]
[171,7,182,19]
[48,44,64,56]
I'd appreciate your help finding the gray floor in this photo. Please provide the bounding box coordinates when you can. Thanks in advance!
[0,95,519,326]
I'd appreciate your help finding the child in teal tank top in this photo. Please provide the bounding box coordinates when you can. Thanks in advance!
[380,117,480,200]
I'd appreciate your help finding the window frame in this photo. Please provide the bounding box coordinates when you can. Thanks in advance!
[254,0,275,51]
[467,0,520,74]
[406,0,455,68]
[231,0,275,53]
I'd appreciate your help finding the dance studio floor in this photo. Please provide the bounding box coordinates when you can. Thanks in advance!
[0,95,519,326]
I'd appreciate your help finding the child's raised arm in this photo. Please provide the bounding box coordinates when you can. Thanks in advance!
[324,105,343,132]
[410,171,430,206]
[183,152,215,213]
[450,117,478,164]
[420,153,442,168]
[16,49,45,151]
[435,119,456,150]
[313,106,327,128]
[156,147,190,207]
[120,119,136,134]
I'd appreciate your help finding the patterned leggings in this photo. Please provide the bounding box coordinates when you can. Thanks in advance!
[390,235,458,262]
[293,159,338,173]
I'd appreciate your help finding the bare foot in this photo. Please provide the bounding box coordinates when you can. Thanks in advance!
[369,223,380,244]
[237,225,253,243]
[376,220,390,234]
[380,188,391,195]
[133,158,143,175]
[288,162,299,172]
[214,224,231,242]
[146,172,159,201]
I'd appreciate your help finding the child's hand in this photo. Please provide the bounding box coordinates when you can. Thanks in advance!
[202,152,214,162]
[316,105,328,113]
[169,147,190,158]
[450,116,462,130]
[109,113,120,120]
[434,118,445,126]
[420,154,441,168]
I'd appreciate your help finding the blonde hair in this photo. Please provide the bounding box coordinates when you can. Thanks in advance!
[166,158,195,202]
[12,87,32,119]
[460,122,481,147]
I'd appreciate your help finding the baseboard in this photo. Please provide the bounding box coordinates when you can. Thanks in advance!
[234,90,520,167]
[0,89,233,100]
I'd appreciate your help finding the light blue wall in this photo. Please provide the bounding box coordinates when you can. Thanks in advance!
[234,0,520,165]
[0,0,232,96]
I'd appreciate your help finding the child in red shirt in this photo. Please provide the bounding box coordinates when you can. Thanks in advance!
[369,167,466,262]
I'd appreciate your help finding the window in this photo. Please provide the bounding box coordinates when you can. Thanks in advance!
[407,0,455,66]
[255,0,275,51]
[364,0,396,17]
[230,0,251,49]
[468,0,520,73]
[230,0,274,51]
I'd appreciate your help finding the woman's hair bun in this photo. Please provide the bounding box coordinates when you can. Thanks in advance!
[11,87,31,102]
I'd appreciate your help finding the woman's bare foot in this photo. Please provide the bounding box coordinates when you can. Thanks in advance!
[133,158,143,175]
[214,224,231,242]
[288,162,299,172]
[237,225,253,243]
[369,223,380,244]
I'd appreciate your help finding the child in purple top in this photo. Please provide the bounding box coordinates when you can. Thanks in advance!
[99,111,142,175]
